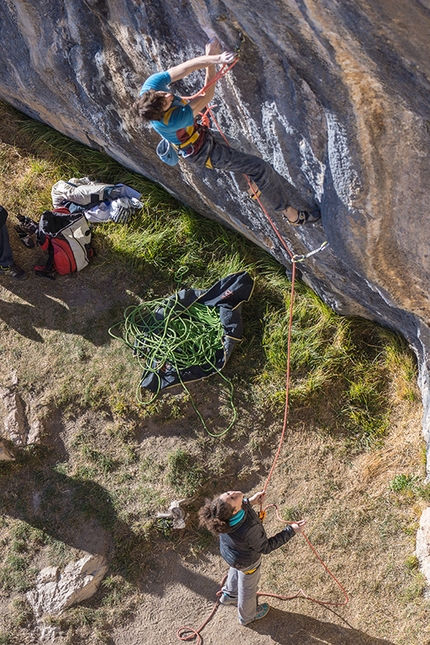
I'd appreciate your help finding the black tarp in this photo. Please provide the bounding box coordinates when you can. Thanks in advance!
[139,271,254,393]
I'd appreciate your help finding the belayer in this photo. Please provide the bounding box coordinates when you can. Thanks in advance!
[0,206,26,280]
[199,489,306,626]
[135,38,321,226]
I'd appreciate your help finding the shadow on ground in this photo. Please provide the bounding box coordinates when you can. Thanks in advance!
[0,249,134,344]
[245,607,396,645]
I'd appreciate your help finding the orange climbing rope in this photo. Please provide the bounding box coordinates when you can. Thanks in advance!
[256,504,349,607]
[177,594,223,645]
[181,59,239,101]
[176,56,346,644]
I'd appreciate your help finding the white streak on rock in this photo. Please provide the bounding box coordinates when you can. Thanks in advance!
[325,110,360,207]
[298,137,325,202]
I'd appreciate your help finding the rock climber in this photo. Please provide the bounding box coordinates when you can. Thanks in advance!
[0,206,26,280]
[135,38,321,226]
[198,489,306,626]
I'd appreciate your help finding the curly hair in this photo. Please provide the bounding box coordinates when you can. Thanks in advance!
[198,496,234,535]
[134,89,167,121]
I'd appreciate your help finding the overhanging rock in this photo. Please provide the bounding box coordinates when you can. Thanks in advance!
[0,4,429,463]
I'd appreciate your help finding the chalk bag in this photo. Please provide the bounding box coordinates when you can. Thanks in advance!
[156,139,179,166]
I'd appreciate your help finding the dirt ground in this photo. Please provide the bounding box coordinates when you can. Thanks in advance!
[42,395,428,645]
[113,414,428,645]
[0,232,429,645]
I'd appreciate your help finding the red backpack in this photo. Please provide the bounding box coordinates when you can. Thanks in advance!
[35,208,93,276]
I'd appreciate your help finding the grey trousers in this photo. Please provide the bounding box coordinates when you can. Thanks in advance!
[0,224,13,267]
[186,130,318,216]
[222,559,262,624]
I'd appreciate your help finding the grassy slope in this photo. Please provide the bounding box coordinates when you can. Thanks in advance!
[0,102,429,645]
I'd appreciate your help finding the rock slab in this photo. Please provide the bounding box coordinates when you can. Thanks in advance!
[0,387,44,448]
[0,439,14,461]
[0,387,27,446]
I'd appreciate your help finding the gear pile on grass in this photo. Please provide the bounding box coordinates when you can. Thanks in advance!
[110,272,254,436]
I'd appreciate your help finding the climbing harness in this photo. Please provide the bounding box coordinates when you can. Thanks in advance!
[175,57,347,643]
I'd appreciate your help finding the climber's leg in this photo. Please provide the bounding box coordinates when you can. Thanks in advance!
[186,131,320,222]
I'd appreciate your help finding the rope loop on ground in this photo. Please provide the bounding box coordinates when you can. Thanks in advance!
[177,627,202,644]
[109,295,237,437]
[177,596,222,644]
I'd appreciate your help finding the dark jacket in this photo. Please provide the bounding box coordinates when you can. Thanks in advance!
[219,500,295,570]
[0,206,8,228]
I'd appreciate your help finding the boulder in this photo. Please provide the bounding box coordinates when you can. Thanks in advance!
[0,387,27,446]
[0,1,429,467]
[27,417,45,446]
[26,554,108,624]
[0,387,45,448]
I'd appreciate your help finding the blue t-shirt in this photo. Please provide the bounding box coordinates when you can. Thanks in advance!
[140,71,195,145]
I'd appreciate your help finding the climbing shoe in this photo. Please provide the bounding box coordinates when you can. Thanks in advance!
[288,209,321,226]
[0,262,27,280]
[239,603,270,625]
[219,592,237,606]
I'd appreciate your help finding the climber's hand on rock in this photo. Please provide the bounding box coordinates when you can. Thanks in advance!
[218,50,236,65]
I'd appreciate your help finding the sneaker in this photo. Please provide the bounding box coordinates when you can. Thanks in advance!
[239,603,270,626]
[219,592,237,606]
[0,262,27,280]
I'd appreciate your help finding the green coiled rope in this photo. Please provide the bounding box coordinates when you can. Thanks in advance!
[109,294,237,437]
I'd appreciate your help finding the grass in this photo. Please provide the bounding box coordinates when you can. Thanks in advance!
[0,100,427,645]
[166,448,204,496]
[261,282,409,447]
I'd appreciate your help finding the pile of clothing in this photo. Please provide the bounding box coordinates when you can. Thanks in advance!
[13,178,143,277]
[51,177,143,224]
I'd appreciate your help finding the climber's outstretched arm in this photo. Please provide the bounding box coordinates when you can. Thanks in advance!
[166,53,229,83]
[167,38,235,115]
[187,38,230,115]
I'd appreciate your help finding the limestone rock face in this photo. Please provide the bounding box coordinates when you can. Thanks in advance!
[0,7,429,439]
